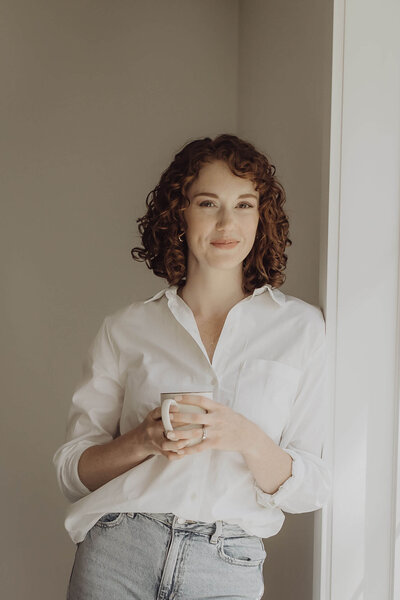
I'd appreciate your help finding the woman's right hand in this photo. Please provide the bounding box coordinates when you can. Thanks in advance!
[138,405,187,461]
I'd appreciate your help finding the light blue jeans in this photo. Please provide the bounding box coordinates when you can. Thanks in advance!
[67,512,267,599]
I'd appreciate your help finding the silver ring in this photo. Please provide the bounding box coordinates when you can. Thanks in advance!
[201,426,207,441]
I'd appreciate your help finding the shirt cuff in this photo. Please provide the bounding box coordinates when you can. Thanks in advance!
[253,448,305,509]
[70,442,96,499]
[54,440,98,502]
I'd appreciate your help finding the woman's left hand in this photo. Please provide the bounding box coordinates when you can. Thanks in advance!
[165,394,249,457]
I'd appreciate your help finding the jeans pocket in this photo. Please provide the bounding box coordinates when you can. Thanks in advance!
[217,535,267,567]
[94,512,125,528]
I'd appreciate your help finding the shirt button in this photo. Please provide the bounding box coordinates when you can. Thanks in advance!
[177,517,186,524]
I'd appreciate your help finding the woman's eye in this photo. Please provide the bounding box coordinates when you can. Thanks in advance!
[199,201,253,208]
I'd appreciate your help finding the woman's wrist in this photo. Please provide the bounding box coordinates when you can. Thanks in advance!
[120,423,153,462]
[78,424,152,492]
[234,414,260,457]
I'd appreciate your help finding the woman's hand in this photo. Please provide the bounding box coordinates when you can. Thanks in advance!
[139,404,193,461]
[163,394,247,457]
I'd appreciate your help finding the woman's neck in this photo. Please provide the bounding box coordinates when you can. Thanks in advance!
[177,277,249,320]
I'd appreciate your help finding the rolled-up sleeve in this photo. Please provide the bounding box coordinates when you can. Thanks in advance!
[52,316,124,503]
[254,319,332,513]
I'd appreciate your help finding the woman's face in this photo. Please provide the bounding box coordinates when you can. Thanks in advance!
[183,160,260,274]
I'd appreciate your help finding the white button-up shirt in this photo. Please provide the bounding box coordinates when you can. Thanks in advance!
[53,283,332,544]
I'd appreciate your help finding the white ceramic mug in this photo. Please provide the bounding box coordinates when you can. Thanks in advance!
[160,391,213,449]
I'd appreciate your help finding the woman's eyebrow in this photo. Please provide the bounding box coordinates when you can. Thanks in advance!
[192,192,258,200]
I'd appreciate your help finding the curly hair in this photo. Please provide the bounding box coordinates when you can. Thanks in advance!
[130,133,292,294]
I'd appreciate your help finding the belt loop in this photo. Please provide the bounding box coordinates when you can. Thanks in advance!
[172,515,179,528]
[210,519,223,544]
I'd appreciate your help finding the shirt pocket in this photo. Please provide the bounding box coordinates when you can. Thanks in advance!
[233,358,302,444]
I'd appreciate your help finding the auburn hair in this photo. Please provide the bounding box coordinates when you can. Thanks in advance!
[130,133,292,294]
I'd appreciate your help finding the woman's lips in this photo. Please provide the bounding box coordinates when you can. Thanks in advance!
[211,241,239,249]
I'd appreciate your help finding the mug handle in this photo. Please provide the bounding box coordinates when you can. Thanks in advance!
[161,398,178,431]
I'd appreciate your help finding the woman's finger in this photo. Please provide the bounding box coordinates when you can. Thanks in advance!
[160,430,188,452]
[150,406,161,420]
[177,394,214,412]
[150,404,180,421]
[165,427,203,441]
[170,411,210,425]
[174,438,211,456]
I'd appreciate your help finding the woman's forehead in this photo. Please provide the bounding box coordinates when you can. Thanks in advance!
[189,161,258,196]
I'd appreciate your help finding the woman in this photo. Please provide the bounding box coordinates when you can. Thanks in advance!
[53,134,332,599]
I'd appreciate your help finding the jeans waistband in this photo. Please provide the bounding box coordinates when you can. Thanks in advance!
[137,512,252,544]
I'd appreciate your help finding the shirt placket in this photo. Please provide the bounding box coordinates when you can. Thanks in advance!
[165,292,251,379]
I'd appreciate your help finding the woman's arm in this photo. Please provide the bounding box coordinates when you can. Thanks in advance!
[77,403,190,491]
[240,328,332,513]
[53,316,126,502]
[239,420,293,494]
[77,423,151,492]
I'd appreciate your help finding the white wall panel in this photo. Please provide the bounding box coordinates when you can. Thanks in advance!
[328,1,400,599]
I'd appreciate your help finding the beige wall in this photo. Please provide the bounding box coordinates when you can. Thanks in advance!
[2,2,238,598]
[1,1,331,598]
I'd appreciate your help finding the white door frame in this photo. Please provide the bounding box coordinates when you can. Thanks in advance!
[317,1,400,599]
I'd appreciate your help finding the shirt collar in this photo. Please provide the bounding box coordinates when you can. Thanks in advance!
[144,283,285,306]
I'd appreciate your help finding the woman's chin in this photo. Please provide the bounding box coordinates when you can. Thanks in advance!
[206,257,246,270]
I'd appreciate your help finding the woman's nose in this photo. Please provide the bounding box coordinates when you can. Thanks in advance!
[216,208,234,229]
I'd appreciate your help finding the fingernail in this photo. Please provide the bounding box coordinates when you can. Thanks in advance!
[177,450,184,455]
[167,432,177,439]
[175,395,182,401]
